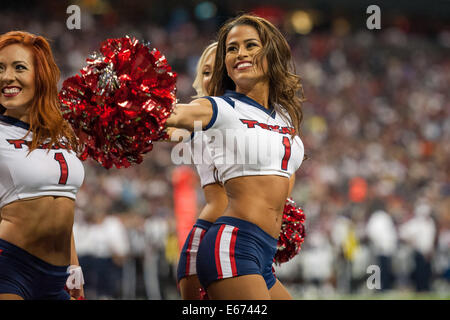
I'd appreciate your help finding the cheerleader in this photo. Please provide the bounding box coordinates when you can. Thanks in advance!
[167,14,305,299]
[0,31,85,300]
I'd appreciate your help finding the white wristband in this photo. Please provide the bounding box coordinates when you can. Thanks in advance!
[66,265,85,290]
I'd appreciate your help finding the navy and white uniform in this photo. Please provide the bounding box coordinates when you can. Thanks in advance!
[188,130,218,188]
[202,90,304,183]
[0,115,84,208]
[0,114,85,299]
[196,90,304,290]
[177,218,213,282]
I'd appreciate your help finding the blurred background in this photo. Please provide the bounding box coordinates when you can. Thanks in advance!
[1,0,449,299]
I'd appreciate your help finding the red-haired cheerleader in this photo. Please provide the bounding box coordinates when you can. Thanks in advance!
[0,31,85,300]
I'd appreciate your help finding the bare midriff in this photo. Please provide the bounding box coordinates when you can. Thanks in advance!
[223,175,289,238]
[198,183,229,223]
[0,196,75,266]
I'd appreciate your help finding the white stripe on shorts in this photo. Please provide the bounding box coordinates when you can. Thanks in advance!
[188,227,204,275]
[218,225,236,278]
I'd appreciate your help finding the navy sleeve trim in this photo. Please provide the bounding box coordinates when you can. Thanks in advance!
[202,97,218,131]
[219,96,235,108]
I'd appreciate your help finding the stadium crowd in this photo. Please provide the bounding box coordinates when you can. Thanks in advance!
[1,1,448,299]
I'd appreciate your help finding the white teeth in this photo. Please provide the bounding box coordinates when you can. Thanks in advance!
[3,87,20,94]
[237,63,252,70]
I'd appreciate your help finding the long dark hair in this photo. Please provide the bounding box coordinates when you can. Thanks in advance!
[208,14,306,136]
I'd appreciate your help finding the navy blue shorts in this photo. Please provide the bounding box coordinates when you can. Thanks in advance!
[0,238,70,300]
[196,216,277,290]
[177,219,213,282]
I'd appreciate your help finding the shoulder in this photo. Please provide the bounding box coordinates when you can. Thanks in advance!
[190,96,231,119]
[0,118,9,131]
[0,120,19,140]
[274,104,296,128]
[192,96,234,109]
[274,104,290,119]
[189,97,213,108]
[181,97,216,117]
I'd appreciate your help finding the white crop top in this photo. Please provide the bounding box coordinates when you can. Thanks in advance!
[202,90,304,183]
[187,131,218,187]
[0,115,85,209]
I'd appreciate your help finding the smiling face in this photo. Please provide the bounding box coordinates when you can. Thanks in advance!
[0,44,35,119]
[225,24,268,91]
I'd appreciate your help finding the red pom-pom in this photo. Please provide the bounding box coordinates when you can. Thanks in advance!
[59,36,177,169]
[274,197,306,265]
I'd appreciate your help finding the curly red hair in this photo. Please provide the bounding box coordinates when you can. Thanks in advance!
[0,31,80,153]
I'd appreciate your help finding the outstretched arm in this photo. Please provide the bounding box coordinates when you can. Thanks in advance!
[166,98,213,132]
[161,127,191,143]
